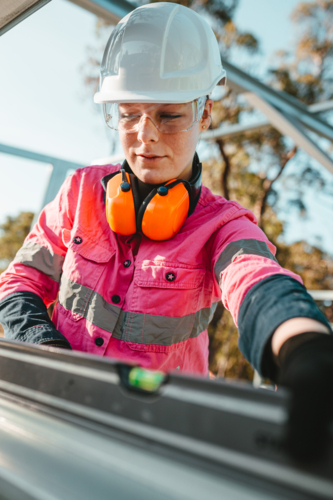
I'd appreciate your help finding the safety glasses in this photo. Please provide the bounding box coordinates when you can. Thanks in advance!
[103,97,207,134]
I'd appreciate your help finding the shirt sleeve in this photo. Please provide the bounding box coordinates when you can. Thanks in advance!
[211,215,331,377]
[0,171,80,344]
[0,291,71,346]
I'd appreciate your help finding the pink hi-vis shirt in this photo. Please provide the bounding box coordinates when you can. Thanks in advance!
[0,165,301,375]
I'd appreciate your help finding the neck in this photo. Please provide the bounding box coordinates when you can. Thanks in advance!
[124,154,198,201]
[137,178,162,201]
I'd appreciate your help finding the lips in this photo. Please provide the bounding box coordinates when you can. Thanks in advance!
[138,153,164,159]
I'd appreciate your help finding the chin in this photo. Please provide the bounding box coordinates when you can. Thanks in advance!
[133,165,169,185]
[139,172,168,185]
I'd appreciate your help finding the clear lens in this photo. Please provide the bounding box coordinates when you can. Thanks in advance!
[104,102,119,130]
[104,97,207,134]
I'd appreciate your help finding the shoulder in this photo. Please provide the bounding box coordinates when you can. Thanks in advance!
[62,164,122,199]
[195,185,258,227]
[72,163,121,182]
[55,164,122,214]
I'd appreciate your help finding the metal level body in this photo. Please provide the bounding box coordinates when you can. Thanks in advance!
[0,338,332,500]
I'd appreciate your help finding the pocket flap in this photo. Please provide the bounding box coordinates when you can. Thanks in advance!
[62,228,115,263]
[135,261,205,289]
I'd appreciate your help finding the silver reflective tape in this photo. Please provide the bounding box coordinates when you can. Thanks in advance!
[112,303,217,345]
[58,275,120,333]
[59,275,218,346]
[14,241,64,283]
[214,239,278,286]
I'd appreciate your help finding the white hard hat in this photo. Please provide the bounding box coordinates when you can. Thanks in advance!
[94,2,226,104]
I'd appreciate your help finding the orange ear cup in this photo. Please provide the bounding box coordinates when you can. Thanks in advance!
[141,181,189,241]
[106,173,137,235]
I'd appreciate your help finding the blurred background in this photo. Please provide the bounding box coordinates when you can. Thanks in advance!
[0,0,333,381]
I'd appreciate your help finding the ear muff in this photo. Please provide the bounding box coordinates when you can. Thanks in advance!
[139,180,190,241]
[106,171,136,235]
[103,155,201,240]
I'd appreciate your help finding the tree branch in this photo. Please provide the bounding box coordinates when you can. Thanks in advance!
[216,138,231,200]
[256,146,298,228]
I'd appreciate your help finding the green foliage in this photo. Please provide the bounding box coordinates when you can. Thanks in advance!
[208,302,254,380]
[271,0,333,103]
[204,1,333,381]
[0,212,34,273]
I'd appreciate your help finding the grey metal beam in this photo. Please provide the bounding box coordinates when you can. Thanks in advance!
[243,92,333,175]
[201,99,333,141]
[308,290,333,301]
[0,0,51,37]
[0,142,84,219]
[68,0,134,24]
[223,61,333,142]
[0,142,83,170]
[309,100,333,114]
[201,118,270,141]
[39,161,74,209]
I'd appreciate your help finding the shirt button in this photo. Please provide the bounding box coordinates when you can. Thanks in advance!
[112,295,121,304]
[95,337,104,347]
[123,260,131,268]
[165,272,176,282]
[73,236,82,244]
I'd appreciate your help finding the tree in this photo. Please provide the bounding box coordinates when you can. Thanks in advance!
[0,212,34,274]
[205,0,333,380]
[271,0,333,105]
[0,212,34,337]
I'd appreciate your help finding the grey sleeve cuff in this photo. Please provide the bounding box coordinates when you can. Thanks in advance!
[237,275,331,378]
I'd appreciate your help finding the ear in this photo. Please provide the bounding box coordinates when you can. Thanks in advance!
[200,98,213,131]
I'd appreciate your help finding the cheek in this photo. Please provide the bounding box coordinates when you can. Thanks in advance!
[170,130,199,159]
[119,132,134,156]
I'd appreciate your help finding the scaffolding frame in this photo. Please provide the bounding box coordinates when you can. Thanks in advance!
[67,0,333,175]
[1,0,332,212]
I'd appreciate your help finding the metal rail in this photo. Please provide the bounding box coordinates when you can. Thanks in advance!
[69,0,135,24]
[0,0,51,37]
[223,61,333,143]
[0,141,85,224]
[2,0,333,216]
[309,290,333,301]
[69,0,333,169]
[0,338,332,499]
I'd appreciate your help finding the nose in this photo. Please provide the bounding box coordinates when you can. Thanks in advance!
[136,115,159,143]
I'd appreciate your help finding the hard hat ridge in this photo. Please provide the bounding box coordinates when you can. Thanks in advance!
[94,2,226,104]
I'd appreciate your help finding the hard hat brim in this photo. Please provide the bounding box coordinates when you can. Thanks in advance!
[94,73,226,104]
[94,90,204,104]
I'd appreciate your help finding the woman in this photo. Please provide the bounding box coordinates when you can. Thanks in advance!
[0,4,332,458]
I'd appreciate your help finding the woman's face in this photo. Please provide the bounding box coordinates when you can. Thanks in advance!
[119,99,213,184]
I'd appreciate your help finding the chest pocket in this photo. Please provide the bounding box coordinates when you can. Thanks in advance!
[135,262,205,316]
[116,262,206,352]
[59,228,115,322]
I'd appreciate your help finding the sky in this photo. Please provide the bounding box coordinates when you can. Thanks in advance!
[0,0,332,253]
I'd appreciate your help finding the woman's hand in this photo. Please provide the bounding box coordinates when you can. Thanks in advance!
[274,327,333,464]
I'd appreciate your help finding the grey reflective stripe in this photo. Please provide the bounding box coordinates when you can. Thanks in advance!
[15,241,64,283]
[112,303,217,345]
[214,239,278,285]
[59,275,217,345]
[59,275,120,333]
